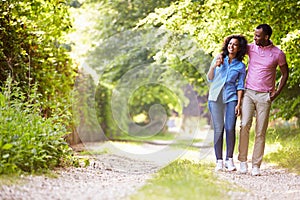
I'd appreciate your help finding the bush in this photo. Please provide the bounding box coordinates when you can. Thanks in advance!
[0,79,77,174]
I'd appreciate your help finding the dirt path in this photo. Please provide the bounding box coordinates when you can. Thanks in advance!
[215,162,300,200]
[0,141,299,200]
[0,153,159,200]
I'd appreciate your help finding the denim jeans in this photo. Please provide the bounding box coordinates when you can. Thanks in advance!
[209,94,237,161]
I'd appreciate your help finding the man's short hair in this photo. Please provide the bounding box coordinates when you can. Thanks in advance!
[256,24,272,38]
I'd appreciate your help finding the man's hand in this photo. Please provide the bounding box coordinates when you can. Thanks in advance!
[270,91,279,102]
[270,63,289,102]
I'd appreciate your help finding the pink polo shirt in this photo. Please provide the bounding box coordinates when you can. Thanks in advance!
[246,42,287,92]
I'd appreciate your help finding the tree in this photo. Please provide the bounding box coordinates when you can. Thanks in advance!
[71,0,300,138]
[0,0,76,123]
[138,0,300,124]
[71,0,211,138]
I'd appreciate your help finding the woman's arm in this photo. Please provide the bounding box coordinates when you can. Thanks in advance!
[207,57,222,81]
[235,64,246,116]
[235,90,243,116]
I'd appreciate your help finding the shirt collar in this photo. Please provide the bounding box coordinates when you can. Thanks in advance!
[256,40,274,49]
[224,55,238,64]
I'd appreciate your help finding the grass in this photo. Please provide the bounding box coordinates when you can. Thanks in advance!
[128,123,299,200]
[233,121,300,174]
[79,148,111,155]
[113,131,176,141]
[113,117,209,142]
[234,122,300,174]
[111,130,204,151]
[264,126,300,174]
[130,160,238,200]
[0,174,25,186]
[0,170,59,187]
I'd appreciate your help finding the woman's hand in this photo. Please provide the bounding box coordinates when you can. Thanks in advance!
[207,56,222,80]
[218,54,224,65]
[235,105,241,116]
[214,56,222,67]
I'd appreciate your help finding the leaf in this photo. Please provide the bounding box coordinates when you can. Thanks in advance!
[2,143,13,150]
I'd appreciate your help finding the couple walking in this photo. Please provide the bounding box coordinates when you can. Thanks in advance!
[207,24,289,176]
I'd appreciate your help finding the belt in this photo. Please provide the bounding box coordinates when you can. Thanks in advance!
[245,88,270,93]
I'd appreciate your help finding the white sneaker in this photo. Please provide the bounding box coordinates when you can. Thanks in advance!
[252,166,261,176]
[215,159,224,172]
[240,162,248,174]
[225,158,236,171]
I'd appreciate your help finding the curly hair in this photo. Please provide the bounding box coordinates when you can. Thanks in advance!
[221,35,248,61]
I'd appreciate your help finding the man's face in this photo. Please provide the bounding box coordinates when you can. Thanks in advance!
[254,28,268,46]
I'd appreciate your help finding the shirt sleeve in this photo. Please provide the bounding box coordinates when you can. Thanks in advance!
[278,50,287,67]
[206,57,217,82]
[246,44,251,55]
[236,63,246,91]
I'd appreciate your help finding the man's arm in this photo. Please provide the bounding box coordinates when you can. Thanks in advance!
[270,63,289,101]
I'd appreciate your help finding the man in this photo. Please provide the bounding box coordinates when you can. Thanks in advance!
[238,24,289,176]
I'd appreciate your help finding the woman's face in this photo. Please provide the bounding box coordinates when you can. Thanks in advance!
[227,38,240,56]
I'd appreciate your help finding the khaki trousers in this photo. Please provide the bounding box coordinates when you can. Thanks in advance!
[238,89,271,167]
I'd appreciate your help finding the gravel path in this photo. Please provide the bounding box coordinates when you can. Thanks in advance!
[0,154,159,200]
[215,162,300,200]
[0,142,299,200]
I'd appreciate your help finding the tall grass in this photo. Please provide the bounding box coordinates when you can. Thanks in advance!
[234,120,299,174]
[0,78,77,174]
[264,126,300,174]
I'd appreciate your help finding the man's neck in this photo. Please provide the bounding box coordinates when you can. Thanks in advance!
[262,40,271,47]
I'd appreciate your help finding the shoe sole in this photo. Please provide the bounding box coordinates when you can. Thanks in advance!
[226,167,237,172]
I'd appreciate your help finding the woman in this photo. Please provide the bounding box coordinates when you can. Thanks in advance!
[207,35,247,171]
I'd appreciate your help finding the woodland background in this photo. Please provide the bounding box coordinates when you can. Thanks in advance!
[0,0,299,173]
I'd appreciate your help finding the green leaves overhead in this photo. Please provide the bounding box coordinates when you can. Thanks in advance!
[72,0,300,133]
[138,0,300,122]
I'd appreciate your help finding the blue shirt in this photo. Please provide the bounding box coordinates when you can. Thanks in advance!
[207,56,246,103]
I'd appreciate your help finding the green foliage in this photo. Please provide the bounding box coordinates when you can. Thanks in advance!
[86,28,210,135]
[0,79,77,174]
[131,160,233,200]
[138,0,300,122]
[71,1,211,138]
[95,82,120,138]
[0,0,76,123]
[128,84,180,117]
[264,127,300,174]
[80,0,176,41]
[273,30,300,122]
[71,0,300,140]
